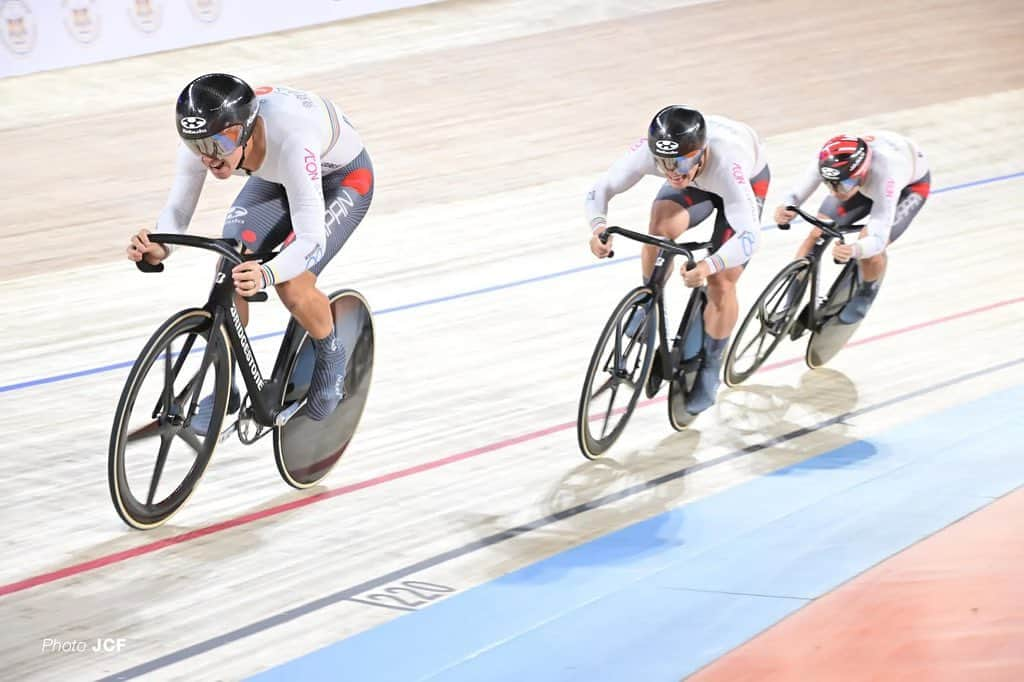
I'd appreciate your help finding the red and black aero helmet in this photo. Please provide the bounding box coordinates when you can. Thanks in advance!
[818,135,872,189]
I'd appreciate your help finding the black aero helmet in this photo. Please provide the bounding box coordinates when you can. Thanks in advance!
[175,73,260,158]
[648,105,706,159]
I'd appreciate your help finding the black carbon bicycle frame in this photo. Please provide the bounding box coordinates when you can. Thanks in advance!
[601,226,714,380]
[780,205,865,330]
[138,234,305,427]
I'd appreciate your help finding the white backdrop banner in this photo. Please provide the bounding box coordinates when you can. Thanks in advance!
[0,0,443,78]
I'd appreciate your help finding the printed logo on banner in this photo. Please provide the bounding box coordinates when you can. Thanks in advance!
[63,0,101,44]
[187,0,222,23]
[1,0,37,56]
[128,0,163,34]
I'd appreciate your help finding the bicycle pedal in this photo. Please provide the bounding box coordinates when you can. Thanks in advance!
[677,356,702,374]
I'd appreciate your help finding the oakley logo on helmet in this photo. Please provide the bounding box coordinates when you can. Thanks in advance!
[820,167,841,179]
[180,116,206,131]
[655,139,679,153]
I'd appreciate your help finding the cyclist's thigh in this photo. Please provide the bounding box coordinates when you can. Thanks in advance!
[889,171,930,243]
[654,183,716,232]
[311,150,375,277]
[222,176,293,252]
[817,191,872,226]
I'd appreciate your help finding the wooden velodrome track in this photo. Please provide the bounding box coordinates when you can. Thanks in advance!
[1,0,1022,679]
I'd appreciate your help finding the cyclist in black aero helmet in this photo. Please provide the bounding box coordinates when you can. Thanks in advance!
[175,72,261,169]
[584,105,771,416]
[648,105,706,161]
[126,73,376,434]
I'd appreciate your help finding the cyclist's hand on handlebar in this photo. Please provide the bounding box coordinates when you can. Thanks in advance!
[832,242,856,263]
[589,227,613,259]
[127,228,168,265]
[774,204,797,226]
[681,259,710,288]
[232,261,266,297]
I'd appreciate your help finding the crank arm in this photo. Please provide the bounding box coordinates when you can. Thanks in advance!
[218,419,239,443]
[274,399,307,427]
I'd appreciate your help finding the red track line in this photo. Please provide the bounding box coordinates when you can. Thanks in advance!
[2,295,1021,599]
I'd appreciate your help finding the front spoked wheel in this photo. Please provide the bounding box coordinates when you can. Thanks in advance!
[723,260,810,387]
[108,309,232,530]
[577,287,658,459]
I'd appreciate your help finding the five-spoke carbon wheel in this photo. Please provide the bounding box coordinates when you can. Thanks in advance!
[577,287,658,459]
[108,309,231,530]
[724,260,810,387]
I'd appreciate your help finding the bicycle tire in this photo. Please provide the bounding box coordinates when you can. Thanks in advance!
[108,308,231,530]
[723,259,811,387]
[577,286,658,459]
[273,289,375,489]
[666,289,708,431]
[805,262,871,369]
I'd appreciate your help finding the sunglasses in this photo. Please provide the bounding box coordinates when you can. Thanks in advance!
[824,175,860,193]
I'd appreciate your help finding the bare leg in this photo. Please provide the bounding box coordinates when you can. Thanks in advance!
[704,265,743,339]
[275,272,334,339]
[795,226,824,259]
[643,200,691,279]
[234,294,249,326]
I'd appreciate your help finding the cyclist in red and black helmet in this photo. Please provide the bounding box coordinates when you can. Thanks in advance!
[775,132,931,324]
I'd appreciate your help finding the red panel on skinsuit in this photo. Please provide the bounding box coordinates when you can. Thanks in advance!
[751,180,769,199]
[340,168,373,196]
[907,179,931,198]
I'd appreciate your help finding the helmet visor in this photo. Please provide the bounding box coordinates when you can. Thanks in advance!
[182,125,243,159]
[655,147,704,175]
[824,175,860,193]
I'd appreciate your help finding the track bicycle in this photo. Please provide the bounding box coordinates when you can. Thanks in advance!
[576,226,715,459]
[723,205,876,386]
[108,234,374,530]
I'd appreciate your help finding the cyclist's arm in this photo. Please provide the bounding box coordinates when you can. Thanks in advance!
[782,158,822,207]
[153,145,207,251]
[584,142,649,231]
[259,134,327,287]
[704,172,762,274]
[854,180,898,259]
